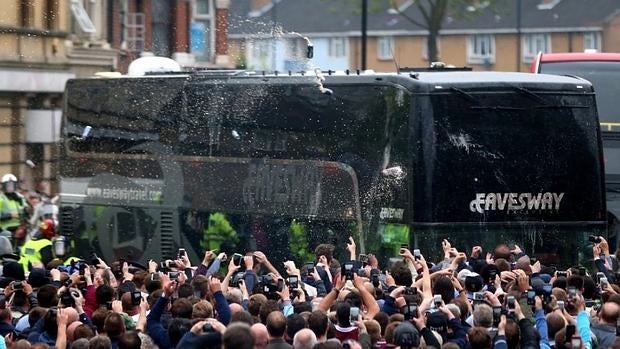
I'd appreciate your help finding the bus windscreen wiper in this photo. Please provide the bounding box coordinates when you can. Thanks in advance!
[512,86,548,105]
[449,87,479,105]
[533,104,590,109]
[468,106,525,111]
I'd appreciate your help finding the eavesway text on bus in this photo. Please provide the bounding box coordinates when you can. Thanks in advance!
[469,192,565,213]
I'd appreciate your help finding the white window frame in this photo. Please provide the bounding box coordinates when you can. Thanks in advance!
[70,0,96,34]
[467,34,495,64]
[522,33,551,63]
[328,37,346,58]
[377,36,394,60]
[124,12,145,52]
[191,0,215,61]
[251,39,269,60]
[583,32,601,51]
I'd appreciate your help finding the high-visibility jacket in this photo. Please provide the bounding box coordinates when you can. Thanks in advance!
[19,238,52,272]
[0,192,25,231]
[201,212,238,252]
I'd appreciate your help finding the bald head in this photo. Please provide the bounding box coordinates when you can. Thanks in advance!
[293,328,317,349]
[230,303,244,315]
[63,307,79,324]
[600,302,620,324]
[67,321,84,342]
[266,311,287,338]
[251,323,269,349]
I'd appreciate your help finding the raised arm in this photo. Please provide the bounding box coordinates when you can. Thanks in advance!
[353,274,380,319]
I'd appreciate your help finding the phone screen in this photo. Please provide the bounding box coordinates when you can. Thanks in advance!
[568,287,577,299]
[233,253,243,266]
[507,296,515,309]
[350,307,360,322]
[527,290,536,305]
[288,276,299,288]
[132,291,142,306]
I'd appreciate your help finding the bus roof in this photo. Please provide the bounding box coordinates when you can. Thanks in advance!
[411,71,590,86]
[84,70,591,89]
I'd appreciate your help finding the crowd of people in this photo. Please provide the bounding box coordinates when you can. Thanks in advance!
[0,229,618,349]
[0,173,58,258]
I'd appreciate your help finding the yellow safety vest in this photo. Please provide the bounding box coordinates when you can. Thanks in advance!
[0,193,25,231]
[19,238,52,272]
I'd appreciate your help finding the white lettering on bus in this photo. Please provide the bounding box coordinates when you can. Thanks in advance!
[242,163,321,214]
[379,207,404,220]
[469,192,565,213]
[86,187,162,202]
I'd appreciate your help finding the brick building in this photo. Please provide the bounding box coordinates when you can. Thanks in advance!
[0,0,232,191]
[107,0,233,73]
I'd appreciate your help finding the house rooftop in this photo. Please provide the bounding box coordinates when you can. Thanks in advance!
[229,0,620,37]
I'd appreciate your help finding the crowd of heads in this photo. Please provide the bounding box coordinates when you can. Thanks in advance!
[1,234,620,349]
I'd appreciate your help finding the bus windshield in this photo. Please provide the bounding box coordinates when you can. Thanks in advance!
[418,90,603,223]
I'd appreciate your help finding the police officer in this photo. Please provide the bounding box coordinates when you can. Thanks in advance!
[19,219,55,272]
[0,174,26,233]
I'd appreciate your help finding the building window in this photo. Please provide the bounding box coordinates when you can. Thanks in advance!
[329,38,346,57]
[152,0,172,56]
[124,12,145,52]
[251,40,269,60]
[583,32,601,51]
[522,33,551,63]
[191,0,214,61]
[377,36,394,60]
[20,0,34,27]
[70,0,96,35]
[467,34,495,64]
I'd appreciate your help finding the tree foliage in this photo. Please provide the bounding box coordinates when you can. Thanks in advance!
[389,0,497,63]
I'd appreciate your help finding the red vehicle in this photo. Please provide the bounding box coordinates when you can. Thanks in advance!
[532,52,620,246]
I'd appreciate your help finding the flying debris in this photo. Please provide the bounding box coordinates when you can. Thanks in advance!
[382,166,404,178]
[82,125,92,139]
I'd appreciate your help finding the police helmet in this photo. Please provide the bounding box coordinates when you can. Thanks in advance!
[1,174,17,183]
[1,174,18,193]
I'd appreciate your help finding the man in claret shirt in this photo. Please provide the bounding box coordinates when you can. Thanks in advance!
[334,302,359,343]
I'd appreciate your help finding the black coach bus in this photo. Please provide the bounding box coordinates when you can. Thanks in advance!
[59,60,605,267]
